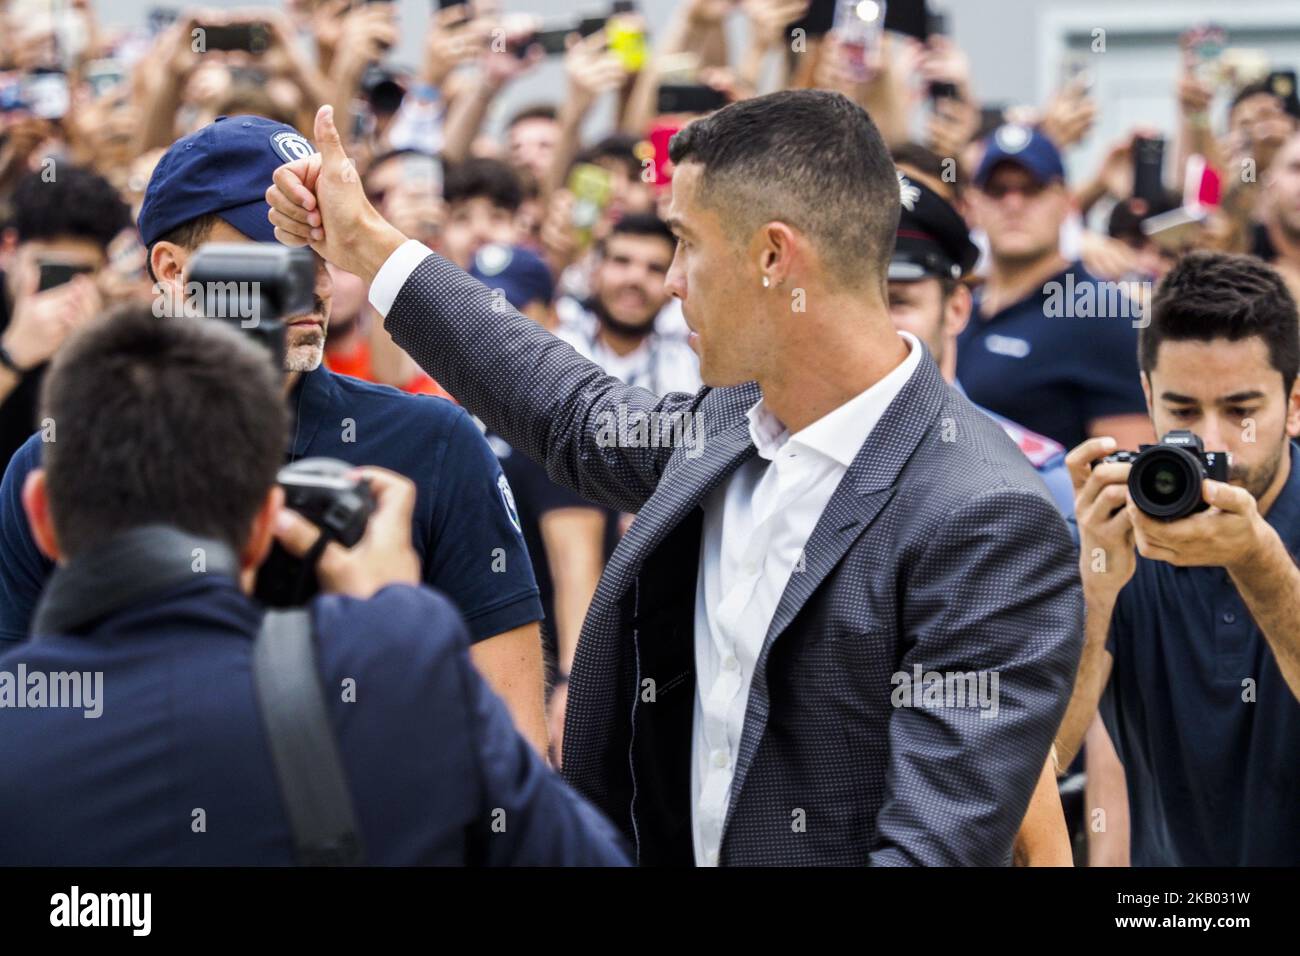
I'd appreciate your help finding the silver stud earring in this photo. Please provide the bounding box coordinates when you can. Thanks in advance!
[762,276,770,288]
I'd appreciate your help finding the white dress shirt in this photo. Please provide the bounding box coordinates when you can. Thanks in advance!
[689,330,922,865]
[369,242,923,865]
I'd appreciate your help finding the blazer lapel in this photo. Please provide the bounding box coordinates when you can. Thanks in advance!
[603,418,758,591]
[722,350,950,836]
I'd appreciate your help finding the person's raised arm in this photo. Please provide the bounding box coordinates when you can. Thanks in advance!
[267,105,701,513]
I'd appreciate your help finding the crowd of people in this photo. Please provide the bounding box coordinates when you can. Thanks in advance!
[0,0,1297,868]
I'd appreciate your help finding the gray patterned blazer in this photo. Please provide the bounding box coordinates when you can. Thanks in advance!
[385,252,1084,866]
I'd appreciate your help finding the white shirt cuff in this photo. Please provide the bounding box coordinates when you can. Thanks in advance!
[368,239,434,317]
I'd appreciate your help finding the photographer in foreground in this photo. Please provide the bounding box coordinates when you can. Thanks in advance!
[1056,251,1300,866]
[0,115,549,754]
[0,306,628,866]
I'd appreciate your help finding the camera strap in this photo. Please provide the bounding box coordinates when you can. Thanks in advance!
[253,607,364,866]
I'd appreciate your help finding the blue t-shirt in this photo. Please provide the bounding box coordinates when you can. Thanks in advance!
[1099,441,1300,865]
[956,262,1147,451]
[0,366,541,643]
[0,576,627,865]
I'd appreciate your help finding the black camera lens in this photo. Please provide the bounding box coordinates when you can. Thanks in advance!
[1129,446,1203,519]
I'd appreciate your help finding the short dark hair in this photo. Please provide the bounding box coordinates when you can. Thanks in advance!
[600,212,674,256]
[442,158,523,212]
[145,213,222,283]
[580,133,642,182]
[508,104,558,129]
[1140,251,1300,395]
[10,166,131,249]
[668,90,900,288]
[1230,80,1285,120]
[39,305,288,558]
[892,142,964,200]
[364,147,431,180]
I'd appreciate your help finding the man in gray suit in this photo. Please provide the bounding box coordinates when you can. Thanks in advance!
[267,92,1084,866]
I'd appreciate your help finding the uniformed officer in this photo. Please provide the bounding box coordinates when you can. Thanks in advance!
[0,116,549,752]
[888,166,1076,526]
[0,306,628,864]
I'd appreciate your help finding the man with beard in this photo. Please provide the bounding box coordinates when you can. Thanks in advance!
[0,116,548,753]
[1057,251,1300,865]
[555,213,700,396]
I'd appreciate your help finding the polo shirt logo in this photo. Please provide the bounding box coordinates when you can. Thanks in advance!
[498,474,522,535]
[984,334,1031,359]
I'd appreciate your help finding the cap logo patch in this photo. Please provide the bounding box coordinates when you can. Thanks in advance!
[270,131,316,163]
[476,244,512,276]
[995,124,1032,153]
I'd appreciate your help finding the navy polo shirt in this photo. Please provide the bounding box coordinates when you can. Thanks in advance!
[956,262,1147,451]
[0,366,542,643]
[0,575,627,864]
[1099,441,1300,865]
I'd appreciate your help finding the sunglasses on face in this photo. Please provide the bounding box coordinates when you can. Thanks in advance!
[982,180,1048,200]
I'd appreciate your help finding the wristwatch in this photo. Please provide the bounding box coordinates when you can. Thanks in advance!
[0,339,27,375]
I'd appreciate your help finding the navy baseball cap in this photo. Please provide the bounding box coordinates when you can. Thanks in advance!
[974,124,1066,189]
[469,244,555,310]
[137,115,317,246]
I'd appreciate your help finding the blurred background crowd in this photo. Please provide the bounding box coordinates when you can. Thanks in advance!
[2,0,1299,866]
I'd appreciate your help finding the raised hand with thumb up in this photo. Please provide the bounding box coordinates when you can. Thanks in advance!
[266,104,408,282]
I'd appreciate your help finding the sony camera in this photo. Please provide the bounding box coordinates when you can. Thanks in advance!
[1102,430,1230,520]
[186,243,317,368]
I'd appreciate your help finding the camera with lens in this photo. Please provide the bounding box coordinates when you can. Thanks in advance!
[184,244,372,606]
[186,243,317,368]
[1102,430,1230,520]
[278,459,376,548]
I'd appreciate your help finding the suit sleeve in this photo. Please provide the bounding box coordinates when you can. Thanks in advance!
[0,435,53,642]
[382,248,704,514]
[455,632,631,866]
[871,487,1084,866]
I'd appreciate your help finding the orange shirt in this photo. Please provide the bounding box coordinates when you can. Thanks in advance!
[326,337,453,401]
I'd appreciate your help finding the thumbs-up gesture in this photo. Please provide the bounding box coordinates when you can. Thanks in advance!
[265,104,407,282]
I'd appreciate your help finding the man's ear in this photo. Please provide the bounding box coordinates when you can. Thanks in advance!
[242,485,285,575]
[757,221,798,288]
[942,282,973,340]
[149,240,187,288]
[21,469,62,563]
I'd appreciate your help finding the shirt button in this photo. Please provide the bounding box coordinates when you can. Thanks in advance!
[1223,611,1236,624]
[722,655,738,671]
[711,749,729,769]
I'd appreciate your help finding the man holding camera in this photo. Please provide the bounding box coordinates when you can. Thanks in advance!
[0,306,627,865]
[0,115,549,752]
[1056,252,1300,865]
